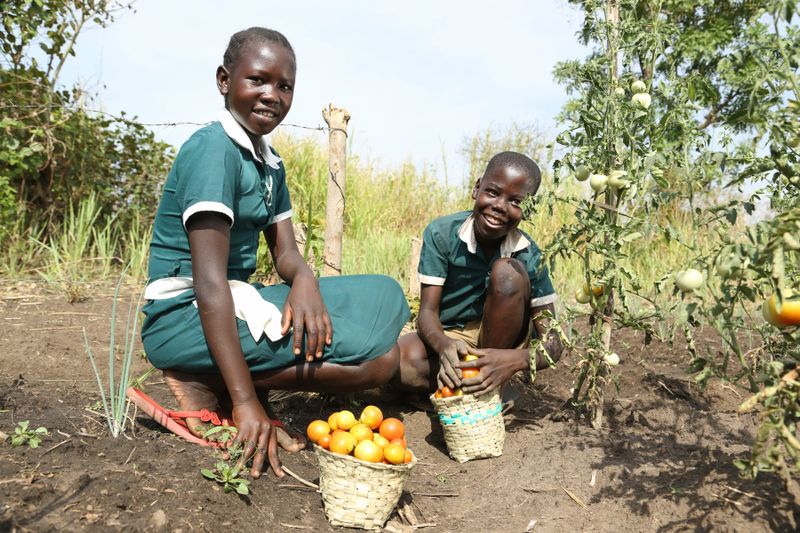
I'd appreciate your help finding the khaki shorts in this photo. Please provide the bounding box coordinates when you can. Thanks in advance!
[443,319,534,350]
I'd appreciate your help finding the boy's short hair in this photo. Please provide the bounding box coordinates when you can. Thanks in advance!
[223,27,295,71]
[484,151,542,195]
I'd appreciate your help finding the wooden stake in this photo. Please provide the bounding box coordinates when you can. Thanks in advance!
[321,104,350,277]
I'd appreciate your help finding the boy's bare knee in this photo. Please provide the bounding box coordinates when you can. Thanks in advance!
[488,258,528,298]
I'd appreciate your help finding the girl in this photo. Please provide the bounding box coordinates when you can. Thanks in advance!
[140,27,409,479]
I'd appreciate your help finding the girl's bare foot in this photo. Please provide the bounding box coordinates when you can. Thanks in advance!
[164,369,226,438]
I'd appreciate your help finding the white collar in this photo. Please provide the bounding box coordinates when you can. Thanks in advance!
[457,214,530,258]
[218,110,282,170]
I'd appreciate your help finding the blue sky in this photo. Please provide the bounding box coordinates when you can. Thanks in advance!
[61,1,588,183]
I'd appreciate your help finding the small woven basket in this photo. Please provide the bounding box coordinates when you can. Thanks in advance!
[430,389,505,463]
[314,444,416,530]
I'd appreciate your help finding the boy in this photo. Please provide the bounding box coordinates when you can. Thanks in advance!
[396,151,562,396]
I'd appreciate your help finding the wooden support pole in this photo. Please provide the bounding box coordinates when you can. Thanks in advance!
[322,104,350,277]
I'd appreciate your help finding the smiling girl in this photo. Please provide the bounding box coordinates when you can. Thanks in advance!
[139,27,409,479]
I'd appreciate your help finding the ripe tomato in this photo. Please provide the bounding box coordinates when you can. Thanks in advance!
[763,294,800,327]
[383,443,406,465]
[353,440,384,463]
[329,430,357,455]
[461,367,480,379]
[403,449,413,464]
[440,386,455,398]
[327,412,339,431]
[433,390,443,399]
[390,437,407,449]
[306,419,331,444]
[359,405,383,430]
[379,417,405,441]
[336,410,356,430]
[349,423,374,442]
[317,433,331,450]
[373,434,391,448]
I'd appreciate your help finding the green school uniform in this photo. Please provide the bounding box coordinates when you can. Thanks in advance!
[141,111,409,373]
[418,210,556,329]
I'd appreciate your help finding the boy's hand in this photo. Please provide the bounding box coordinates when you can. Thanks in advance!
[282,274,333,362]
[437,339,470,389]
[456,348,528,395]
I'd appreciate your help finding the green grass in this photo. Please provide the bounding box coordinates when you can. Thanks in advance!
[2,129,718,309]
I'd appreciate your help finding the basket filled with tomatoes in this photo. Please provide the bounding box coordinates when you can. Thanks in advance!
[306,406,416,530]
[430,355,505,463]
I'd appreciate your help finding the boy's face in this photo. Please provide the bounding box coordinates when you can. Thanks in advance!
[471,165,533,245]
[217,41,296,140]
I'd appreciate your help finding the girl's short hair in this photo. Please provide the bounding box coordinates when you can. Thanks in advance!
[223,27,295,71]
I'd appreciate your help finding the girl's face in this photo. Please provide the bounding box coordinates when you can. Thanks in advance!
[217,41,296,140]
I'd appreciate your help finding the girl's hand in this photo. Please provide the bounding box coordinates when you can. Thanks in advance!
[230,398,283,479]
[281,274,333,362]
[437,339,470,389]
[456,348,527,395]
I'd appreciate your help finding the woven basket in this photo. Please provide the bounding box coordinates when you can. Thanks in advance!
[430,389,505,463]
[314,444,416,530]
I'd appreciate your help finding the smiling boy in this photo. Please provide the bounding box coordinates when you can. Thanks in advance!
[396,151,562,396]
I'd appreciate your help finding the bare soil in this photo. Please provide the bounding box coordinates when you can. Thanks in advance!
[0,281,797,532]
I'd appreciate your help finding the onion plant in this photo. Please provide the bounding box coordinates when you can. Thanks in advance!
[83,266,142,437]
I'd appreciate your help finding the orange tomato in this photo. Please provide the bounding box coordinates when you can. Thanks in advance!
[349,423,374,442]
[379,418,405,441]
[317,433,331,450]
[390,437,407,449]
[383,442,406,465]
[440,386,455,398]
[359,405,384,430]
[373,434,391,448]
[403,449,413,464]
[461,367,480,379]
[763,294,800,327]
[327,412,339,431]
[336,410,356,430]
[434,390,443,399]
[353,440,384,463]
[329,430,357,455]
[306,420,331,444]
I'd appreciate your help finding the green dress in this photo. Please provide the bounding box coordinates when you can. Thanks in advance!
[141,112,410,373]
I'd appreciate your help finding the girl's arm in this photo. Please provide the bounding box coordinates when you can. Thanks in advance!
[264,218,333,361]
[417,284,469,389]
[188,212,282,479]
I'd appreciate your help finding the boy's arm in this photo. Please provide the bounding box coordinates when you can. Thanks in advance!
[530,302,563,369]
[265,219,332,361]
[457,302,562,395]
[417,284,469,389]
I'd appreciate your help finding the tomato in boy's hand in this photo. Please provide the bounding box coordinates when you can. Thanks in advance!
[461,367,480,379]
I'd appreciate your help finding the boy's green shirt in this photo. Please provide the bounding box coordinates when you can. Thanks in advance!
[418,210,556,329]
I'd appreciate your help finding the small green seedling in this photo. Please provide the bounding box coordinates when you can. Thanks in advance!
[11,421,48,448]
[201,460,250,495]
[201,424,238,445]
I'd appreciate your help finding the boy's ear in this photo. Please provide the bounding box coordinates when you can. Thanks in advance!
[471,178,481,200]
[216,66,230,96]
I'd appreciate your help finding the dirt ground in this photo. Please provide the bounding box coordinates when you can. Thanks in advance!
[0,281,798,532]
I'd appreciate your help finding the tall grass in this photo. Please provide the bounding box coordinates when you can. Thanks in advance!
[2,127,719,309]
